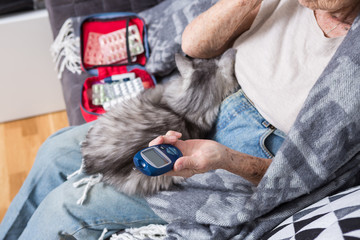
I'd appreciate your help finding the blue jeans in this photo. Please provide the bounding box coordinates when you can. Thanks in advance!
[0,89,285,239]
[213,89,285,158]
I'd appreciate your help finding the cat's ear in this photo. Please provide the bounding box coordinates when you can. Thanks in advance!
[217,48,237,73]
[175,53,194,80]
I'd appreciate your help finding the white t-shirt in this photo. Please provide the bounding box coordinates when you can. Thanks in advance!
[233,0,344,133]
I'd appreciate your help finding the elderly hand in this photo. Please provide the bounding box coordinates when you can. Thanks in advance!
[149,131,227,178]
[149,130,272,185]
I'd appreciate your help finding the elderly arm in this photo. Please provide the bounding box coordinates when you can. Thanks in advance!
[181,0,262,58]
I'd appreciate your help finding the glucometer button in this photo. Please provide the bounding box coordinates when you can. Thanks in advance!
[159,146,165,150]
[136,159,146,168]
[166,147,178,155]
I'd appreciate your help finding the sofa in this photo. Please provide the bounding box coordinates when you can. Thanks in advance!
[44,0,360,239]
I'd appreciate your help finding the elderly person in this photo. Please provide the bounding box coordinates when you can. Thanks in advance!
[156,0,360,182]
[159,0,360,176]
[1,0,359,239]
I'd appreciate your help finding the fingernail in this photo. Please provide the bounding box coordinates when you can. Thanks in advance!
[166,131,182,137]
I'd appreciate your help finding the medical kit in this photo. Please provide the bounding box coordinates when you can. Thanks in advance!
[79,12,156,122]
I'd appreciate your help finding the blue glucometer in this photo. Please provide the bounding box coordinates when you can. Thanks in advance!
[133,144,182,176]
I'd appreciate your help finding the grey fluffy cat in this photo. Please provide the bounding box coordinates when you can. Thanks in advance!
[81,48,239,196]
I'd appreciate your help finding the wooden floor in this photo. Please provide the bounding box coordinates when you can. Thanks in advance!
[0,110,69,222]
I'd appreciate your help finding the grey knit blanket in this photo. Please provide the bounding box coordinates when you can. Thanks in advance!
[146,14,360,240]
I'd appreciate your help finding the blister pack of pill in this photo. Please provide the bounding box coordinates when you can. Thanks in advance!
[99,25,144,65]
[84,32,105,65]
[91,83,110,106]
[84,25,144,66]
[91,74,144,110]
[102,77,144,110]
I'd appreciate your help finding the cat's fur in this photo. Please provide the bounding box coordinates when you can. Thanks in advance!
[81,48,239,196]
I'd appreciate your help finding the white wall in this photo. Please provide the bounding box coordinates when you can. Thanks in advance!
[0,9,65,122]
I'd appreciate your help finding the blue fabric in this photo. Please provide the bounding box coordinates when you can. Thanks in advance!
[0,89,284,239]
[213,89,285,159]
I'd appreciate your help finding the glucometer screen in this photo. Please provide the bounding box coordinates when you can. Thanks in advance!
[142,148,169,167]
